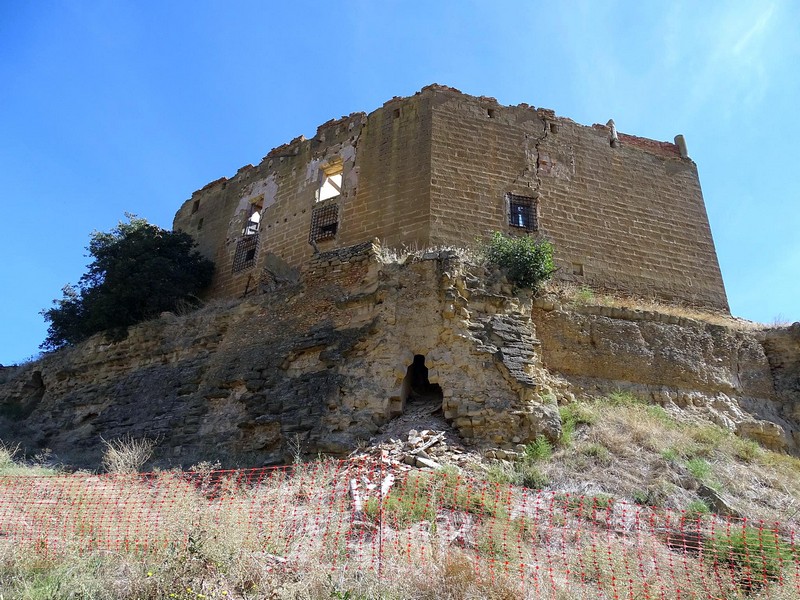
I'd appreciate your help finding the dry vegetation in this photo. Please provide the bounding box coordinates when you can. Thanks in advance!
[3,401,800,600]
[546,281,764,330]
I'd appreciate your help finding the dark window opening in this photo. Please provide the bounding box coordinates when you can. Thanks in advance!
[392,108,401,119]
[232,234,259,273]
[487,108,496,118]
[197,217,204,231]
[549,122,559,134]
[400,354,443,407]
[572,262,584,276]
[191,199,200,214]
[310,203,339,243]
[507,193,538,232]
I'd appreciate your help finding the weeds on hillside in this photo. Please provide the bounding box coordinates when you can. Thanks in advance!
[101,435,156,474]
[3,458,800,598]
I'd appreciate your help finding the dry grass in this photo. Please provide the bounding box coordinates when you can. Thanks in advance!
[540,393,800,527]
[2,446,800,599]
[547,281,764,329]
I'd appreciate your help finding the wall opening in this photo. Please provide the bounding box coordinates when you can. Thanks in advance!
[400,354,443,409]
[232,234,259,273]
[507,193,539,232]
[317,161,343,203]
[191,199,200,214]
[242,196,264,236]
[309,203,339,243]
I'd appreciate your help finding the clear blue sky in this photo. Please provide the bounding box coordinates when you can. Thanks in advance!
[1,1,798,365]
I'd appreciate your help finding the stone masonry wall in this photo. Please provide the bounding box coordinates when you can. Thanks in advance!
[174,85,727,311]
[426,86,728,310]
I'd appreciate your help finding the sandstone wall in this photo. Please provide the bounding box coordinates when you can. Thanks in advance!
[531,301,798,451]
[426,87,727,310]
[173,85,727,310]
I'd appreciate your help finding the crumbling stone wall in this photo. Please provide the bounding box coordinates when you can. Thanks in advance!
[0,243,560,468]
[0,242,795,468]
[174,85,728,311]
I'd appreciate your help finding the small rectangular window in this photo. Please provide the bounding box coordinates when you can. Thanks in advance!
[232,234,259,272]
[317,162,343,203]
[191,199,200,214]
[507,193,538,232]
[242,196,264,236]
[310,204,339,242]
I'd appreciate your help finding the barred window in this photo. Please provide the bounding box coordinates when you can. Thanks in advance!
[310,203,339,242]
[507,193,538,231]
[232,234,259,273]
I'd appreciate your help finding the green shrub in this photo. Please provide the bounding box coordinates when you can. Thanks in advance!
[559,403,596,446]
[732,437,762,462]
[704,526,795,584]
[483,231,555,290]
[524,437,553,462]
[581,443,612,465]
[485,461,549,490]
[604,390,644,407]
[574,285,595,303]
[686,458,712,481]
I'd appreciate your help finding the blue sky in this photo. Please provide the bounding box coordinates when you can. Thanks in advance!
[1,1,798,365]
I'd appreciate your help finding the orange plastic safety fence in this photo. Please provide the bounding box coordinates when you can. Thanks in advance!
[1,460,798,598]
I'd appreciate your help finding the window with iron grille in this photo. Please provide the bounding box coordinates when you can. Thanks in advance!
[232,234,259,273]
[507,193,538,231]
[309,203,339,242]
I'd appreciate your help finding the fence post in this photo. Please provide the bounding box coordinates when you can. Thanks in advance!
[378,456,384,580]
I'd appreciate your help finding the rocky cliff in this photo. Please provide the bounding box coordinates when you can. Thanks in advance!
[1,242,797,468]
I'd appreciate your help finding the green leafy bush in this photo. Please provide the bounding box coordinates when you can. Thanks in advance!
[41,215,214,350]
[483,231,555,290]
[524,437,553,462]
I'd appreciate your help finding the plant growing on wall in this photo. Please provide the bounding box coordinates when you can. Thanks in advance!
[41,214,214,350]
[483,231,555,291]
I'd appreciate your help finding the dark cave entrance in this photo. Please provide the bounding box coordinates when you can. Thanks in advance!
[400,354,443,408]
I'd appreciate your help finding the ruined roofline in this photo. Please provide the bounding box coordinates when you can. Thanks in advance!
[185,84,684,200]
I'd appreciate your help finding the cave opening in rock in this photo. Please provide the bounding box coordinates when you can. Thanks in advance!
[400,354,443,408]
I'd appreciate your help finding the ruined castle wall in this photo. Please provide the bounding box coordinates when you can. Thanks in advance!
[173,113,367,298]
[337,95,432,249]
[425,87,728,310]
[173,96,432,299]
[175,85,727,309]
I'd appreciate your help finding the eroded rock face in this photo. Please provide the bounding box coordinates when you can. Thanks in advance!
[0,243,797,468]
[0,243,559,468]
[532,302,800,452]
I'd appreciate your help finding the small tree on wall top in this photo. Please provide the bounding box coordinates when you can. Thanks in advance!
[483,231,555,291]
[41,214,214,350]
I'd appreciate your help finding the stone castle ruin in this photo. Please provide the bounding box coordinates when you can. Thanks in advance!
[2,86,797,469]
[174,84,728,311]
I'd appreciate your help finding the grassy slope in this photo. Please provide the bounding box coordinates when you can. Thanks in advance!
[3,393,800,599]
